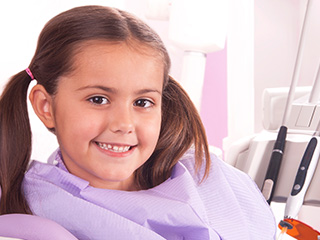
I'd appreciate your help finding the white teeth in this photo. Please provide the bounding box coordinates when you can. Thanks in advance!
[124,146,130,151]
[97,142,131,153]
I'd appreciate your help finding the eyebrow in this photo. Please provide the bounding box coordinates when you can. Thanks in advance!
[76,85,162,95]
[76,85,116,93]
[135,88,162,95]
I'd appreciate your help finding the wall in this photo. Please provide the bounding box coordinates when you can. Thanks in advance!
[201,49,227,149]
[224,0,255,152]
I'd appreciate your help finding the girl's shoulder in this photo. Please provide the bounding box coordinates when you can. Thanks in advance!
[179,147,271,204]
[178,148,277,239]
[179,147,254,184]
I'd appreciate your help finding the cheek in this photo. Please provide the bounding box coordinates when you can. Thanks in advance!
[54,107,101,142]
[139,114,162,147]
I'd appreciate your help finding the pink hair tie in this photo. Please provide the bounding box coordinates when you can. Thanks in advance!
[25,68,35,80]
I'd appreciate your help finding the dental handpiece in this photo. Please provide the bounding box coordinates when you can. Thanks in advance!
[261,126,287,204]
[284,134,320,219]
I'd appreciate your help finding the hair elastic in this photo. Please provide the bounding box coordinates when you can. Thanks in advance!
[25,68,35,80]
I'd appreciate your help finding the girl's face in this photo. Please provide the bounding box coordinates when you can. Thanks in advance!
[51,41,163,190]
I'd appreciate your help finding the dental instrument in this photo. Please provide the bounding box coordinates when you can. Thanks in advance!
[284,107,320,219]
[261,0,312,204]
[278,145,320,240]
[277,72,320,239]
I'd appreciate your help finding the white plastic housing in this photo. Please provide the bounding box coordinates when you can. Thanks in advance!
[168,0,227,52]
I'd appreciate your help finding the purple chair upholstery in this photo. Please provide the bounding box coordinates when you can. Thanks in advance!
[0,214,77,240]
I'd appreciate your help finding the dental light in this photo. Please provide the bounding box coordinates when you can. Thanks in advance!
[145,0,228,110]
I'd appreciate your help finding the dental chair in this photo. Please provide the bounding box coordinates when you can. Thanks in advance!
[0,214,77,240]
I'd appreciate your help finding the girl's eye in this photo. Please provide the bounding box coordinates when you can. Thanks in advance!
[134,99,154,108]
[88,96,109,105]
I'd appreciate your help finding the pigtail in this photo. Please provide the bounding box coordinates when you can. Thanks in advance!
[136,76,211,189]
[0,70,32,214]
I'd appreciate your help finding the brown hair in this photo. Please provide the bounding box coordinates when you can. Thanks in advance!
[0,5,210,214]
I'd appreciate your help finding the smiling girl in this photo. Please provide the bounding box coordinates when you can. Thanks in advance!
[0,5,276,239]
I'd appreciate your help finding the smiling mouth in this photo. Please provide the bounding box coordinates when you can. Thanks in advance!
[95,142,133,153]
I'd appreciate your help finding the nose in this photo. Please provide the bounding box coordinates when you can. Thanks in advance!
[108,106,134,134]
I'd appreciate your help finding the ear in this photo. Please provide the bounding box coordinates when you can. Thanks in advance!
[29,84,55,129]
